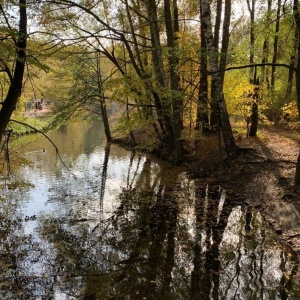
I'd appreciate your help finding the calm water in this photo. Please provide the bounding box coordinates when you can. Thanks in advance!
[1,121,300,299]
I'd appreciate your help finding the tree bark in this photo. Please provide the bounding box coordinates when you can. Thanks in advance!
[247,0,255,84]
[271,0,281,90]
[286,29,297,97]
[164,0,183,161]
[195,10,209,134]
[0,0,27,140]
[209,0,223,129]
[219,0,231,87]
[293,0,300,184]
[247,0,260,137]
[143,0,174,154]
[95,53,111,142]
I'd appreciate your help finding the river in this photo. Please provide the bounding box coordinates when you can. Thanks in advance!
[1,121,300,299]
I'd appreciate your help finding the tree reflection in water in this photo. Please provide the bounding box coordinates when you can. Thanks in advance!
[1,152,300,299]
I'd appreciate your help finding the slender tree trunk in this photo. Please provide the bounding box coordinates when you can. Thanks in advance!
[247,0,255,84]
[0,0,27,140]
[293,0,300,117]
[247,0,260,137]
[286,29,297,97]
[293,0,300,184]
[248,87,259,137]
[261,0,271,86]
[195,12,209,134]
[261,39,269,87]
[200,0,238,159]
[219,0,231,87]
[209,0,223,129]
[96,54,111,142]
[164,0,183,161]
[144,0,174,154]
[271,0,281,90]
[213,0,222,51]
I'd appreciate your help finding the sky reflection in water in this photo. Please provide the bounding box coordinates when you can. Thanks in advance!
[1,121,300,299]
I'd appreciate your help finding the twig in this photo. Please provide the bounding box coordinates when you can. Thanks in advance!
[10,119,77,178]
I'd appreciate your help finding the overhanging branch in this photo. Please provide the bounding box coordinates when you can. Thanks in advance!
[10,119,76,178]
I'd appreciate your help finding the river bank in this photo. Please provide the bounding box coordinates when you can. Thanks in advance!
[114,124,300,253]
[227,127,300,251]
[7,110,300,252]
[2,120,300,298]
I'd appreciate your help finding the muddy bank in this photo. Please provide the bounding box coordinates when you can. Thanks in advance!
[114,125,300,252]
[221,128,300,252]
[197,127,300,253]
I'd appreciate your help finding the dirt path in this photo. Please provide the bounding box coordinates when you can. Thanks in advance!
[232,127,300,250]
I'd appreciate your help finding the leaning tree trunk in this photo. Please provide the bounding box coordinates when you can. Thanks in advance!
[95,53,111,142]
[200,0,238,159]
[293,0,300,184]
[0,0,27,140]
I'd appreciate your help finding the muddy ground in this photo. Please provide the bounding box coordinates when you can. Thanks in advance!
[199,126,300,252]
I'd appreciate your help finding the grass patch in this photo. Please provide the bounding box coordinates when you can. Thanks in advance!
[8,115,55,135]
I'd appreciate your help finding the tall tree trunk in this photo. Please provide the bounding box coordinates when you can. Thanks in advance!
[247,0,255,84]
[0,0,27,140]
[200,0,238,159]
[247,0,260,137]
[219,0,231,87]
[248,87,259,137]
[293,0,300,184]
[261,39,269,87]
[286,28,297,97]
[195,11,209,134]
[271,0,281,90]
[261,0,271,86]
[209,0,223,129]
[293,0,300,118]
[164,0,183,161]
[143,0,174,154]
[96,53,111,142]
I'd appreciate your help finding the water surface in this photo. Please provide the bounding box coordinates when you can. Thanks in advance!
[1,121,300,299]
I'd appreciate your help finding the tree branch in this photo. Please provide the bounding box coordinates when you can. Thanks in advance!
[208,63,297,75]
[9,119,77,177]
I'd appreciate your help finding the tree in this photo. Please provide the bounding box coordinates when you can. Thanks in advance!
[200,0,238,158]
[195,2,209,133]
[246,0,260,137]
[39,0,188,161]
[293,0,300,184]
[0,0,28,140]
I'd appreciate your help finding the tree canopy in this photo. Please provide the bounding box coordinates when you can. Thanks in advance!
[1,0,300,175]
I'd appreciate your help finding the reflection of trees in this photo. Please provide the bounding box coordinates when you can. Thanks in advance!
[190,186,234,300]
[100,143,110,212]
[3,154,300,298]
[0,206,56,298]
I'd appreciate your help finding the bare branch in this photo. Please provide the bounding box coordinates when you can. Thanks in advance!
[9,119,77,178]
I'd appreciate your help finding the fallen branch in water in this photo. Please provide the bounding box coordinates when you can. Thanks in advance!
[10,119,77,178]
